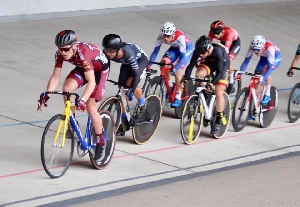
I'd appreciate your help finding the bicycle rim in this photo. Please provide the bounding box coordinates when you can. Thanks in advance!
[214,92,231,138]
[132,95,162,144]
[98,96,121,129]
[40,114,74,178]
[180,95,203,144]
[89,110,116,170]
[232,87,251,132]
[230,79,242,109]
[287,83,300,123]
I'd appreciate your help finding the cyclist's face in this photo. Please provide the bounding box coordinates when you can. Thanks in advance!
[104,49,117,59]
[212,30,224,39]
[163,34,174,44]
[58,44,75,60]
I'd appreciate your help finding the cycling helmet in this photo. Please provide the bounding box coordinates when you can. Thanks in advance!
[102,34,122,50]
[210,20,225,34]
[195,35,212,53]
[55,30,78,47]
[161,22,176,36]
[251,35,266,49]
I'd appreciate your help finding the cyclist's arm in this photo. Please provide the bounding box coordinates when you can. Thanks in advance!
[184,50,198,78]
[240,48,253,71]
[82,70,96,101]
[128,56,140,93]
[46,67,62,93]
[291,44,300,68]
[149,35,163,65]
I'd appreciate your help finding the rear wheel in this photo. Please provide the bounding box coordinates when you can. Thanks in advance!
[232,87,251,132]
[287,83,300,123]
[180,95,203,144]
[89,110,116,170]
[259,86,278,128]
[214,92,231,138]
[230,79,242,109]
[98,96,121,130]
[132,95,162,144]
[40,114,74,178]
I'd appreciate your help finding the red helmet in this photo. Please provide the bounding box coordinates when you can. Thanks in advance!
[210,20,225,35]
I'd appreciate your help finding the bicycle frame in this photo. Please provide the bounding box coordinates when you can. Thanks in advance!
[195,85,216,120]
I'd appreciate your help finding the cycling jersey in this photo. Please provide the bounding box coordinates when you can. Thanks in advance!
[185,43,230,85]
[296,44,300,55]
[108,43,148,93]
[149,30,193,70]
[240,40,281,83]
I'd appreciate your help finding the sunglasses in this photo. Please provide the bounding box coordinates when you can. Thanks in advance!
[59,47,72,52]
[252,48,261,53]
[163,34,172,38]
[104,48,117,53]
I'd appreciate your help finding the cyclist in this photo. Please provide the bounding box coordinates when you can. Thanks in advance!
[102,34,148,136]
[37,30,110,165]
[240,35,281,105]
[149,22,193,107]
[184,35,229,134]
[287,43,300,77]
[208,20,241,95]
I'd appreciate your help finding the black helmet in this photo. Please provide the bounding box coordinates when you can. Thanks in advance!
[210,20,225,35]
[55,30,78,47]
[102,34,122,50]
[195,35,211,53]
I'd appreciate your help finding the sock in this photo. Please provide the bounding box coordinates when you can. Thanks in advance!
[229,73,234,84]
[96,133,105,146]
[215,111,224,124]
[121,112,127,123]
[138,97,145,106]
[265,85,271,96]
[175,91,181,100]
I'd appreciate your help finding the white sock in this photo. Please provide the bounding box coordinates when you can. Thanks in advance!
[229,73,234,84]
[265,85,271,96]
[175,91,181,99]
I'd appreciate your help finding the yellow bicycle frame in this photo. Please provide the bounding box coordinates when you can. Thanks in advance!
[53,100,72,148]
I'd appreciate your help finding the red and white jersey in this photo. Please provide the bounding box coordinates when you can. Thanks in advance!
[208,27,239,50]
[154,30,191,53]
[245,41,280,64]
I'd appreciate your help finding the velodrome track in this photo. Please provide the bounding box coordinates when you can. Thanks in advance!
[0,1,300,206]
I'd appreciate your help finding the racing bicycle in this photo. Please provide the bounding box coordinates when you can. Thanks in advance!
[287,67,300,123]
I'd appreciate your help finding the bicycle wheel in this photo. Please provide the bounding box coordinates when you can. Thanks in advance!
[132,95,162,144]
[89,110,116,170]
[230,79,242,109]
[287,83,300,123]
[180,95,203,144]
[259,86,279,128]
[98,96,121,130]
[145,76,166,110]
[40,114,74,178]
[214,92,231,138]
[232,87,252,132]
[175,80,195,119]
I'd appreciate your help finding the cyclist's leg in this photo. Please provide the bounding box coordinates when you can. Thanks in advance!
[88,69,109,163]
[162,47,178,95]
[118,64,131,127]
[227,38,241,94]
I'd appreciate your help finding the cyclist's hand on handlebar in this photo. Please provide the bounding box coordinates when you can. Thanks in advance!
[147,65,151,71]
[287,68,293,77]
[37,94,50,111]
[234,74,241,80]
[77,99,86,111]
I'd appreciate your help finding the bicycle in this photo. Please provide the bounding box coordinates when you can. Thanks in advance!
[39,91,116,178]
[180,77,231,144]
[145,61,194,118]
[232,71,279,132]
[98,80,162,145]
[287,67,300,123]
[228,69,242,109]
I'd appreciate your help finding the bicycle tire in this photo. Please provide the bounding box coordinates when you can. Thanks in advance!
[98,96,121,130]
[259,86,278,128]
[174,80,194,119]
[132,95,162,144]
[89,110,116,170]
[145,76,166,110]
[230,79,242,109]
[40,114,74,178]
[232,87,251,132]
[180,95,203,144]
[287,82,300,123]
[214,92,231,138]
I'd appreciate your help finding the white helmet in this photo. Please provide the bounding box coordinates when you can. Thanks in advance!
[161,22,176,36]
[251,35,266,49]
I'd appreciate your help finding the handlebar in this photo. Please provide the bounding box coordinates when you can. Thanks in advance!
[182,77,210,84]
[290,67,300,70]
[39,91,80,106]
[150,61,174,69]
[233,70,262,78]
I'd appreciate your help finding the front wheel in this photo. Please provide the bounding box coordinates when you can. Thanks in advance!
[89,110,116,170]
[174,80,195,119]
[132,95,162,144]
[214,92,231,138]
[145,76,166,110]
[232,87,251,132]
[40,114,74,178]
[180,95,203,144]
[230,79,242,109]
[287,82,300,123]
